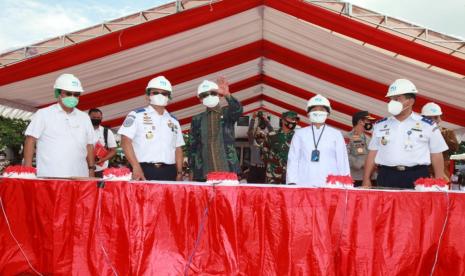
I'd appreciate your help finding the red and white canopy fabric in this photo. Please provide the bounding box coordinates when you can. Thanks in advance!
[1,0,464,133]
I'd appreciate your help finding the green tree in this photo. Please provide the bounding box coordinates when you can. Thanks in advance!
[0,116,29,163]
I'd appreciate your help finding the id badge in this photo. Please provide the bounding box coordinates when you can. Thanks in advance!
[311,149,320,162]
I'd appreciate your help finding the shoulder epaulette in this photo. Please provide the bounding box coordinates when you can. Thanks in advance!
[169,113,178,121]
[375,117,388,124]
[421,117,434,126]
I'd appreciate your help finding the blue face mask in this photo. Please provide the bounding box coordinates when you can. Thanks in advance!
[62,96,79,108]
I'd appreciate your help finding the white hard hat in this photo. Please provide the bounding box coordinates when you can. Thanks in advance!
[146,76,172,93]
[307,94,331,112]
[54,73,84,92]
[197,80,218,96]
[421,102,442,116]
[386,79,418,97]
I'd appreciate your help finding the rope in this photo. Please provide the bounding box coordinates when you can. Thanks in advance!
[430,190,451,276]
[0,196,43,276]
[334,186,350,271]
[95,188,119,276]
[184,182,218,276]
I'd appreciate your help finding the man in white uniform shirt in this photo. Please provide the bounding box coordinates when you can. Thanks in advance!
[287,94,350,186]
[118,76,185,181]
[88,108,117,178]
[362,79,448,189]
[23,73,96,177]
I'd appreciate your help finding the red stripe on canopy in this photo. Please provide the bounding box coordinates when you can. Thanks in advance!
[262,75,382,121]
[79,40,464,127]
[266,0,465,76]
[263,40,465,127]
[42,42,263,110]
[0,0,262,86]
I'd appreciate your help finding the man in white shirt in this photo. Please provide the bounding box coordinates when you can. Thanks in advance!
[287,94,350,186]
[362,79,448,189]
[23,73,96,178]
[88,108,117,178]
[118,76,185,181]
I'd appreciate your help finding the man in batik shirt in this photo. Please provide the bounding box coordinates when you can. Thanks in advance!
[189,77,243,181]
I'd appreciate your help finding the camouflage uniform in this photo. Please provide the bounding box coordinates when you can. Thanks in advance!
[188,96,243,181]
[261,128,295,184]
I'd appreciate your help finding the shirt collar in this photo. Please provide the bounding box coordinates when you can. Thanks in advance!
[55,102,76,115]
[146,105,168,116]
[389,111,419,123]
[410,112,422,121]
[207,105,222,114]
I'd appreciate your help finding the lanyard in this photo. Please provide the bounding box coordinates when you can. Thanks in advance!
[311,124,326,150]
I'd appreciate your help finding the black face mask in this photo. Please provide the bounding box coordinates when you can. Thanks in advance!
[285,121,297,130]
[91,119,102,126]
[364,123,373,131]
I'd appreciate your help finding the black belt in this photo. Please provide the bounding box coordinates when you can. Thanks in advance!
[378,165,428,172]
[140,162,174,168]
[250,163,265,168]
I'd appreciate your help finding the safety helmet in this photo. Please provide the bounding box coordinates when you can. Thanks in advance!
[197,80,219,96]
[146,76,172,94]
[421,102,442,116]
[307,94,331,113]
[386,79,418,97]
[53,73,83,98]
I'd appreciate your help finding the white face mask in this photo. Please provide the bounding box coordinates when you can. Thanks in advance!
[309,111,328,124]
[150,94,169,106]
[202,95,220,108]
[387,100,404,116]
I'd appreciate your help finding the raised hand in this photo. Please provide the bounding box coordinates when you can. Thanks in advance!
[217,76,230,96]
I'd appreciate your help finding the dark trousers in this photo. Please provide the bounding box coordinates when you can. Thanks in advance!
[95,170,103,178]
[377,165,429,189]
[140,163,177,181]
[247,165,266,184]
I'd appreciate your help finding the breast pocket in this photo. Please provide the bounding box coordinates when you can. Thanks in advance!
[413,132,429,149]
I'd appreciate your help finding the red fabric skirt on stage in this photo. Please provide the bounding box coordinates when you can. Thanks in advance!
[0,178,464,275]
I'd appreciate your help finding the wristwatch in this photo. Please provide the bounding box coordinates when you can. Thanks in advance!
[88,165,96,170]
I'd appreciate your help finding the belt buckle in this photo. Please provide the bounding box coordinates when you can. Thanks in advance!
[396,166,406,171]
[154,163,162,168]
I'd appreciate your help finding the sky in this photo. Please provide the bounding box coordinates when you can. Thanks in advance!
[0,0,464,53]
[347,0,465,39]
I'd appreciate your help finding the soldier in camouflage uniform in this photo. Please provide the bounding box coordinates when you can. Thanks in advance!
[261,111,299,184]
[188,77,243,181]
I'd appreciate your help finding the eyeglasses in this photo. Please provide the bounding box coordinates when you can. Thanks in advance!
[148,90,170,97]
[62,91,81,97]
[198,91,218,99]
